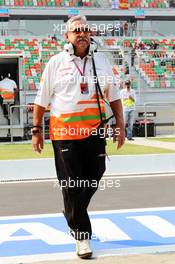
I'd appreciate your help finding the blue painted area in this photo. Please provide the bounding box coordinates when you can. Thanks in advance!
[0,209,175,257]
[11,228,32,237]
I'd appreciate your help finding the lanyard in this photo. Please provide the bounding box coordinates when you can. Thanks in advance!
[73,57,88,76]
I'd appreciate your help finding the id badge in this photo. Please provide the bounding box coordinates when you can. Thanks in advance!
[80,83,89,94]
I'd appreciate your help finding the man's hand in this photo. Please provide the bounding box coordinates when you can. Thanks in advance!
[129,95,135,102]
[110,99,125,150]
[32,104,45,153]
[113,125,125,149]
[32,133,44,153]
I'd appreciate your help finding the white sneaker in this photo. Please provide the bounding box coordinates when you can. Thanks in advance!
[76,239,92,259]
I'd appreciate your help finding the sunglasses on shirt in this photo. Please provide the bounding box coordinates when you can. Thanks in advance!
[71,27,91,34]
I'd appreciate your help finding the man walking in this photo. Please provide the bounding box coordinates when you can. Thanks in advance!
[120,79,136,140]
[32,15,125,258]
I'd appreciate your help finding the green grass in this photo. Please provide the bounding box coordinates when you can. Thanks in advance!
[149,137,175,143]
[0,143,54,160]
[0,140,174,160]
[106,140,175,155]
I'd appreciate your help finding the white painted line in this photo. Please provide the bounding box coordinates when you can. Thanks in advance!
[89,207,175,215]
[110,173,175,179]
[1,206,175,220]
[105,171,175,176]
[91,218,131,241]
[127,215,175,238]
[1,172,175,184]
[1,152,175,163]
[0,179,57,184]
[0,222,74,245]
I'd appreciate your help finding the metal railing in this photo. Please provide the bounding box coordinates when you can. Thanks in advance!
[9,104,45,143]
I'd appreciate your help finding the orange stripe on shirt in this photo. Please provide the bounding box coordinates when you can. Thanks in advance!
[78,99,104,105]
[59,107,105,118]
[49,116,102,140]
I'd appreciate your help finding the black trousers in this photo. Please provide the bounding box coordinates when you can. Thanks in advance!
[0,96,8,117]
[52,134,106,240]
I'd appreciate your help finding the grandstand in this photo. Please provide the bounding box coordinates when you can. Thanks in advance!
[1,37,175,91]
[0,0,171,8]
[0,1,175,139]
[0,0,99,7]
[129,0,169,8]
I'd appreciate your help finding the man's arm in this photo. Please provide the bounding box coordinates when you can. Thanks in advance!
[129,90,136,102]
[110,99,125,149]
[32,104,45,153]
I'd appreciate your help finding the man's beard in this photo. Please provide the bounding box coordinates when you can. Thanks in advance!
[77,36,89,45]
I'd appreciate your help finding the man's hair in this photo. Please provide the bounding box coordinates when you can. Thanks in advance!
[125,80,131,85]
[65,15,87,33]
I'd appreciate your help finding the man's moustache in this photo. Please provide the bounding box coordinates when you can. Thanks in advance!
[77,38,88,42]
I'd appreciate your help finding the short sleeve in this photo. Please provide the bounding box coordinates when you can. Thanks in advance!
[103,56,121,102]
[34,57,54,108]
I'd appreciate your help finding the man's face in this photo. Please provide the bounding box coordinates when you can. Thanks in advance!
[125,81,131,88]
[65,20,91,51]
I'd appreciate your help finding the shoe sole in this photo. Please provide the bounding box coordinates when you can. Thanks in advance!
[78,252,92,259]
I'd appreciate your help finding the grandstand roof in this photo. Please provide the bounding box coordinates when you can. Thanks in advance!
[5,8,175,21]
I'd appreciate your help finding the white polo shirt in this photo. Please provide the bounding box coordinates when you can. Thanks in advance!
[0,77,17,100]
[0,78,17,92]
[35,50,121,140]
[120,88,136,111]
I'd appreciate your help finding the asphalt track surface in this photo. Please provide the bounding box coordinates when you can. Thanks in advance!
[1,174,175,264]
[1,140,175,263]
[0,174,175,216]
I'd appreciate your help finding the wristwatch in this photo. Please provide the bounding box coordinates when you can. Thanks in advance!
[31,126,42,136]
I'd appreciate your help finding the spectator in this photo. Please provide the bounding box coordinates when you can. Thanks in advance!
[131,48,136,67]
[131,22,136,37]
[117,23,123,36]
[51,34,57,42]
[123,21,129,36]
[120,79,136,140]
[118,52,123,65]
[124,61,130,75]
[153,41,159,50]
[78,0,83,6]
